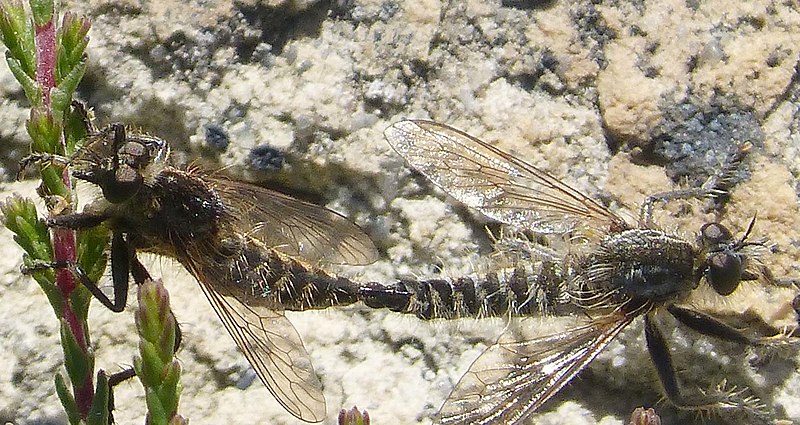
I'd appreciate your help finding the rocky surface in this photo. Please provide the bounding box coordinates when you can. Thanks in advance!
[1,0,800,424]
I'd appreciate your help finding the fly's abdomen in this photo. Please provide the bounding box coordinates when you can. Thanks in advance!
[202,237,363,311]
[360,260,566,320]
[267,252,362,311]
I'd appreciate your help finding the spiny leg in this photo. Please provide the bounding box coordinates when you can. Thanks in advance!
[669,304,799,346]
[646,310,774,421]
[16,152,71,181]
[639,142,752,227]
[24,212,123,311]
[666,305,752,345]
[17,101,95,180]
[644,313,752,417]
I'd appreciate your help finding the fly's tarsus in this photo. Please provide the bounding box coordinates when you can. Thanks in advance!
[380,120,797,424]
[629,407,661,425]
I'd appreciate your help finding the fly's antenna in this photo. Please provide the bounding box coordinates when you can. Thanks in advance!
[735,215,760,249]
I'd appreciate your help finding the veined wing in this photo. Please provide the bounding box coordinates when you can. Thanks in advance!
[208,176,378,266]
[436,311,636,425]
[188,259,327,423]
[384,120,626,234]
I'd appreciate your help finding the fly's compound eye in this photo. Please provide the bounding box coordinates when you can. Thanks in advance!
[119,141,150,168]
[706,251,742,296]
[102,163,143,203]
[100,141,151,203]
[700,222,733,248]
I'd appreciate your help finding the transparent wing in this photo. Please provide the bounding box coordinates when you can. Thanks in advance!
[208,176,378,265]
[436,311,636,425]
[190,262,327,423]
[385,120,626,234]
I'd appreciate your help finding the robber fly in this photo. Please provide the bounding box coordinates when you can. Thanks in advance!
[376,120,793,424]
[25,110,378,423]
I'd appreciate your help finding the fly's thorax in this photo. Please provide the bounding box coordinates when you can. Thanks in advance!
[578,229,700,305]
[94,167,226,252]
[147,169,225,241]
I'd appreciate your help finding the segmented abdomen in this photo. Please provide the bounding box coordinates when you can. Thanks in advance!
[360,260,567,320]
[186,236,365,311]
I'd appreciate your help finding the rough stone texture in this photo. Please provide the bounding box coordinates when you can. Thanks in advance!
[1,1,799,424]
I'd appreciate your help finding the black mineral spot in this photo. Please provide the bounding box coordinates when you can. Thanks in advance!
[205,125,230,150]
[249,145,285,171]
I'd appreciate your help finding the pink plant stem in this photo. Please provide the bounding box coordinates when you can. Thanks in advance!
[36,13,93,418]
[34,18,55,105]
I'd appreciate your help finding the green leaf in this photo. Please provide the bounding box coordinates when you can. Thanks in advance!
[68,284,92,324]
[136,341,165,386]
[51,58,85,114]
[55,372,81,425]
[77,224,109,287]
[144,387,170,425]
[25,110,69,198]
[0,196,64,314]
[1,195,52,260]
[0,2,37,78]
[14,215,51,259]
[27,107,62,154]
[29,0,54,27]
[63,102,90,154]
[5,52,41,105]
[135,280,184,423]
[56,12,90,78]
[86,370,110,425]
[158,362,182,414]
[60,319,91,387]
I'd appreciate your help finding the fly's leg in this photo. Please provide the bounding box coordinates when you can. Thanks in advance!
[104,253,182,425]
[23,212,123,311]
[669,304,800,346]
[23,231,129,312]
[17,100,95,180]
[644,313,768,420]
[647,307,786,420]
[16,152,71,181]
[70,99,98,134]
[644,314,686,407]
[48,212,110,231]
[640,142,752,227]
[666,305,753,344]
[106,368,136,424]
[794,294,800,333]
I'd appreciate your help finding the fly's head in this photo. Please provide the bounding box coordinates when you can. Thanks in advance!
[698,219,760,296]
[71,123,170,203]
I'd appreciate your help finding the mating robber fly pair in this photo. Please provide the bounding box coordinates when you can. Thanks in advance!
[21,109,796,424]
